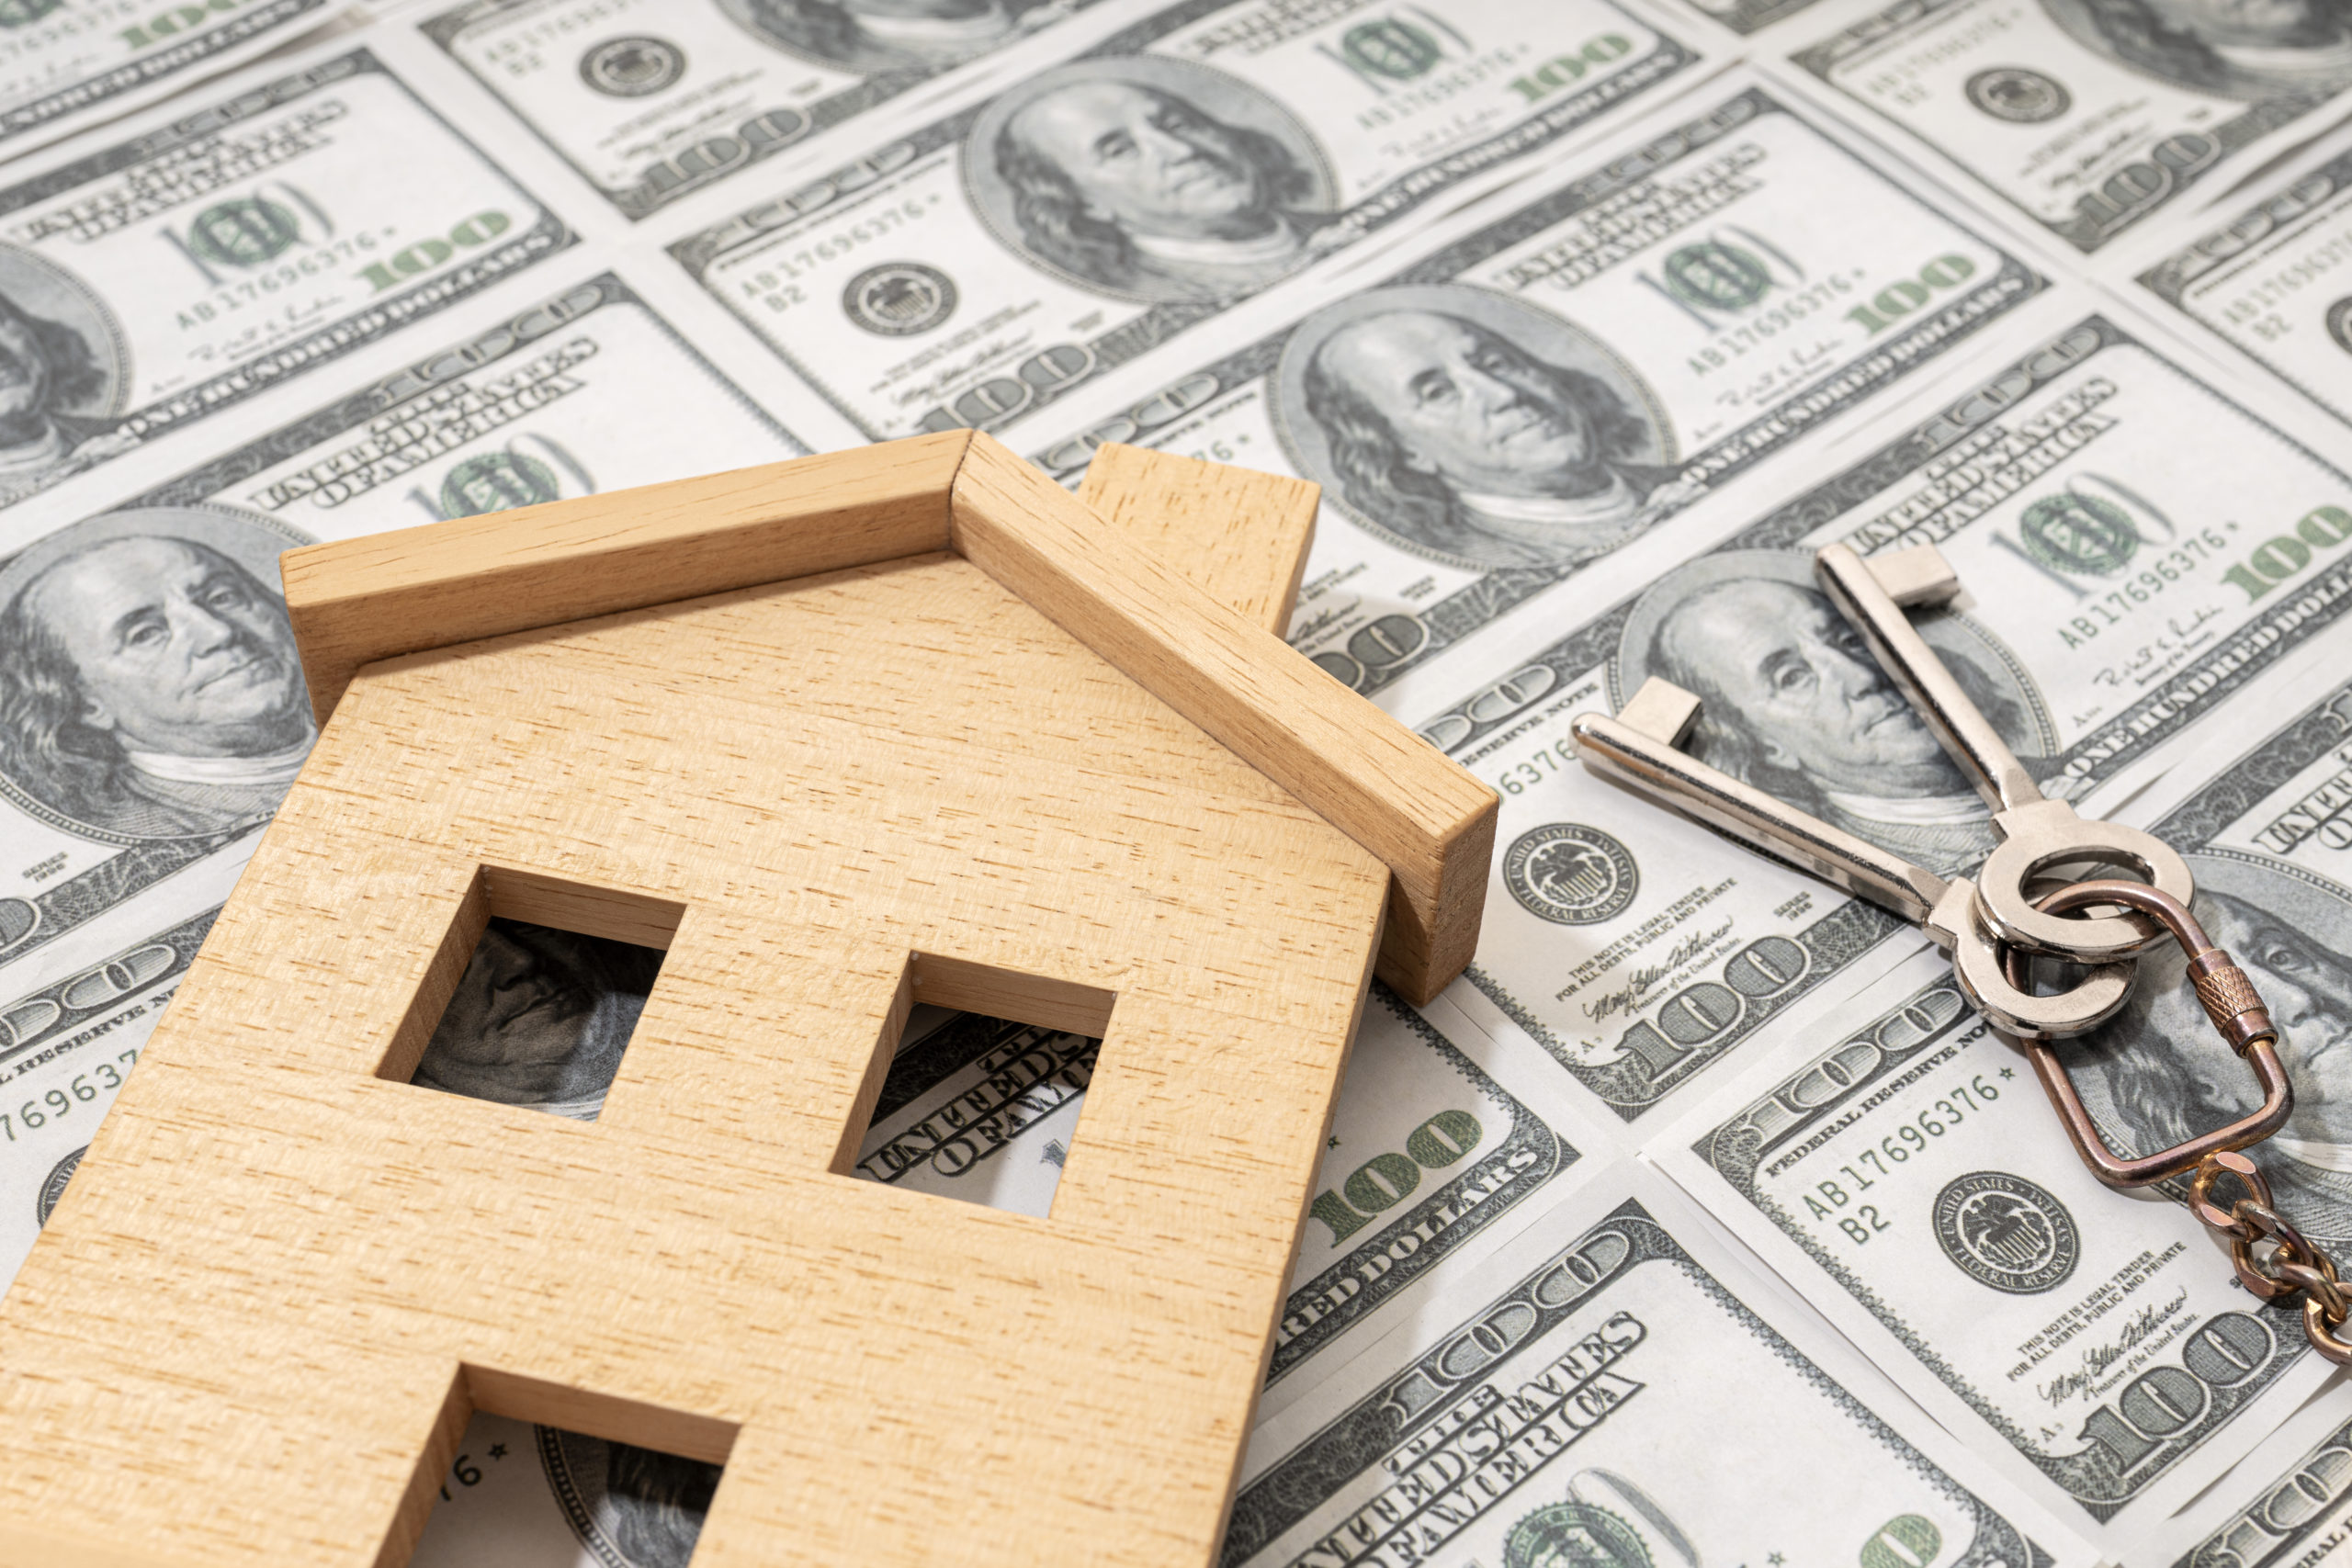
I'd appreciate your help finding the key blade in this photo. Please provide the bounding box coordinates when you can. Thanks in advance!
[1573,707,1950,925]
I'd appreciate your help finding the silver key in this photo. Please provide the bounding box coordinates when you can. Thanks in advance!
[1813,542,2195,963]
[1574,678,2132,1038]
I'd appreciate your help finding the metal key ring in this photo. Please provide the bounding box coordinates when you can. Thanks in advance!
[2010,879,2292,1189]
[1975,815,2198,964]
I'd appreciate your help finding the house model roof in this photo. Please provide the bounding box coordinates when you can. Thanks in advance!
[0,433,1498,1568]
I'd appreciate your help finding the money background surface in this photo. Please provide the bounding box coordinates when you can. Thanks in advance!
[1012,75,2045,700]
[665,0,1710,444]
[0,0,2345,1558]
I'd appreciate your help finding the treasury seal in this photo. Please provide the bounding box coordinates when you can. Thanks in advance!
[580,37,686,98]
[2018,491,2139,575]
[36,1145,80,1227]
[1965,67,2071,121]
[441,450,563,518]
[1933,1171,2079,1293]
[843,263,958,336]
[1503,1500,1653,1568]
[1506,824,1638,926]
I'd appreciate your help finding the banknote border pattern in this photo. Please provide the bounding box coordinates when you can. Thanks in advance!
[0,908,212,1080]
[1221,1197,2052,1568]
[0,0,332,145]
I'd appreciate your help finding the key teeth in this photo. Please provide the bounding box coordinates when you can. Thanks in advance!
[1618,678,1702,746]
[1868,543,1963,607]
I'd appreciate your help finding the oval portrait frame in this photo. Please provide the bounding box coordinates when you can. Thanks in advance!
[2030,0,2350,100]
[1272,283,1674,573]
[539,1425,718,1568]
[963,52,1338,306]
[1610,547,2058,758]
[0,241,129,423]
[0,503,313,846]
[715,0,1058,73]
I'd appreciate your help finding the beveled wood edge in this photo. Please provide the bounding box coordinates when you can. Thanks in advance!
[949,435,1495,1005]
[279,431,1494,1002]
[282,431,975,726]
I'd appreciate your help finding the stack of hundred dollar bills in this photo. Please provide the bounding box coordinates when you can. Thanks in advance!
[9,0,2352,1561]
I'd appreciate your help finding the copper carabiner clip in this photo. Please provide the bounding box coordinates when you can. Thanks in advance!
[2012,880,2292,1189]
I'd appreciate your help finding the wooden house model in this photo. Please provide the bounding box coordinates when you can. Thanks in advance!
[0,433,1497,1568]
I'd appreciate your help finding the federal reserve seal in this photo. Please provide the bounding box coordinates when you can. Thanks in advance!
[36,1145,80,1227]
[1965,67,2071,121]
[2328,295,2352,355]
[843,263,958,336]
[1505,824,1638,926]
[581,37,685,98]
[2018,491,2139,575]
[1933,1171,2079,1293]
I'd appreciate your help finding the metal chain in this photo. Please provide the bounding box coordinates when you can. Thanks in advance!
[2188,1151,2352,1364]
[2019,880,2352,1364]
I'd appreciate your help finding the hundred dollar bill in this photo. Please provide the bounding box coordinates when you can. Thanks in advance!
[1398,306,2352,1129]
[2120,1381,2352,1566]
[378,988,1588,1564]
[0,271,806,1010]
[1020,80,2044,697]
[1788,0,2352,253]
[0,44,579,517]
[667,0,1705,443]
[1227,1165,2097,1568]
[0,0,339,156]
[2134,129,2352,430]
[1650,945,2333,1540]
[417,0,1126,220]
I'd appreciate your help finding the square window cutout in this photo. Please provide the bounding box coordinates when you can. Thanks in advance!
[407,1409,722,1567]
[844,956,1115,1217]
[408,916,666,1122]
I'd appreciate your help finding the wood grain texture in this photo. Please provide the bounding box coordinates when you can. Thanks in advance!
[0,550,1392,1567]
[952,435,1496,1004]
[281,431,973,725]
[1076,445,1317,635]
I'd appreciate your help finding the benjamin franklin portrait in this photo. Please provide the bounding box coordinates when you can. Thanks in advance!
[409,919,663,1121]
[541,1427,720,1568]
[1280,288,1692,571]
[1614,551,2047,877]
[970,59,1335,304]
[2041,0,2352,94]
[721,0,1074,72]
[2064,857,2352,1247]
[0,249,128,504]
[0,508,316,841]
